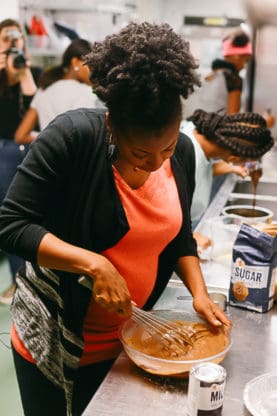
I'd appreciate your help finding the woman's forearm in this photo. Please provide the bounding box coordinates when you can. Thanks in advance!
[175,256,231,327]
[37,232,103,278]
[19,67,37,95]
[37,232,132,316]
[227,90,241,114]
[175,256,209,299]
[14,107,39,144]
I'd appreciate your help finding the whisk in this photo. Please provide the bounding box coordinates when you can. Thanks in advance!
[132,305,207,354]
[77,276,209,354]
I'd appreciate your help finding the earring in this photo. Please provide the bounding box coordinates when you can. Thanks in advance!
[109,133,117,145]
[108,133,117,159]
[74,66,79,72]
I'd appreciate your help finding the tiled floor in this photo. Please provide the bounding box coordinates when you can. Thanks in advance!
[0,254,24,416]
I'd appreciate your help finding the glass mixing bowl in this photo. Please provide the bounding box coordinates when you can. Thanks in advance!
[119,309,232,377]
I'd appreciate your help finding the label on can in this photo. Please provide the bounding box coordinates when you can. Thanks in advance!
[187,362,226,415]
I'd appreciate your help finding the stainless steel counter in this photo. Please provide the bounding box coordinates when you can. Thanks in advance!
[83,147,277,415]
[83,297,277,416]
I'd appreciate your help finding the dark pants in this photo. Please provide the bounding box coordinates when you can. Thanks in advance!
[0,139,28,282]
[12,346,115,416]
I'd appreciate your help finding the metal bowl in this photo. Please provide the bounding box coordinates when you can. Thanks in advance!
[222,204,273,224]
[119,309,232,377]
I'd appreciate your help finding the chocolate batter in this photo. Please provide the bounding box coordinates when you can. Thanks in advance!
[226,207,267,217]
[126,321,229,361]
[249,164,263,211]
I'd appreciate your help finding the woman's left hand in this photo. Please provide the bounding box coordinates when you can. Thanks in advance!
[193,293,232,328]
[230,164,248,178]
[175,256,231,328]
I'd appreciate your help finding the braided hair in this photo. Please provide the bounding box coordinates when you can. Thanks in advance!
[85,22,200,135]
[187,109,274,159]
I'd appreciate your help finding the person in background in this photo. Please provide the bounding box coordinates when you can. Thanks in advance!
[180,109,274,251]
[216,29,275,126]
[184,28,275,125]
[183,29,274,203]
[183,29,253,118]
[0,22,231,416]
[0,18,41,305]
[201,29,275,125]
[14,38,100,144]
[212,29,253,114]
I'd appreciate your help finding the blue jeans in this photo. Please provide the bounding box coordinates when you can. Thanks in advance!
[0,139,29,282]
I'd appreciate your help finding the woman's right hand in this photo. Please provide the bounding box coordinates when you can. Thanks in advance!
[37,233,132,318]
[193,231,212,251]
[88,254,132,318]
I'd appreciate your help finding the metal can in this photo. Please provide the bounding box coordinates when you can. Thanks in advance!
[208,292,227,311]
[187,362,227,415]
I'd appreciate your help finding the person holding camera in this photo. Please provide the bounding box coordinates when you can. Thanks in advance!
[0,18,41,305]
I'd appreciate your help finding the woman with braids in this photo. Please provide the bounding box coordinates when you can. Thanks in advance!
[180,109,274,250]
[0,22,231,415]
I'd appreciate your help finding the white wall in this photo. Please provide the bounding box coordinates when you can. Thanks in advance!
[136,0,163,23]
[137,0,247,31]
[0,0,19,21]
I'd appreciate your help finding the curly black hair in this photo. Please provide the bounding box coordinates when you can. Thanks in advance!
[85,22,200,135]
[187,109,274,159]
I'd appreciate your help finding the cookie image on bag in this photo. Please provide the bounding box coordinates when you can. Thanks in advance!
[232,281,249,302]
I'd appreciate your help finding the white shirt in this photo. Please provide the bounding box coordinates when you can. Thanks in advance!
[182,70,228,118]
[31,79,99,130]
[180,120,213,229]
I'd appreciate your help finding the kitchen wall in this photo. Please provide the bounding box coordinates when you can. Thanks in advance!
[142,0,247,31]
[252,24,277,137]
[0,0,19,21]
[18,0,247,37]
[5,0,277,138]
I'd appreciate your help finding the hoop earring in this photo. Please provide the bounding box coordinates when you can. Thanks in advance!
[107,133,117,159]
[109,133,117,146]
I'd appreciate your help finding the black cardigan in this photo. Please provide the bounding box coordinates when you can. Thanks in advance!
[0,108,197,411]
[0,107,197,295]
[0,104,197,317]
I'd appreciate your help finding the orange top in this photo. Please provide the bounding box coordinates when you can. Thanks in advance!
[11,159,183,366]
[11,323,35,363]
[80,160,182,365]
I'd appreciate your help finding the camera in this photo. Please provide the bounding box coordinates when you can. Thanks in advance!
[5,29,27,69]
